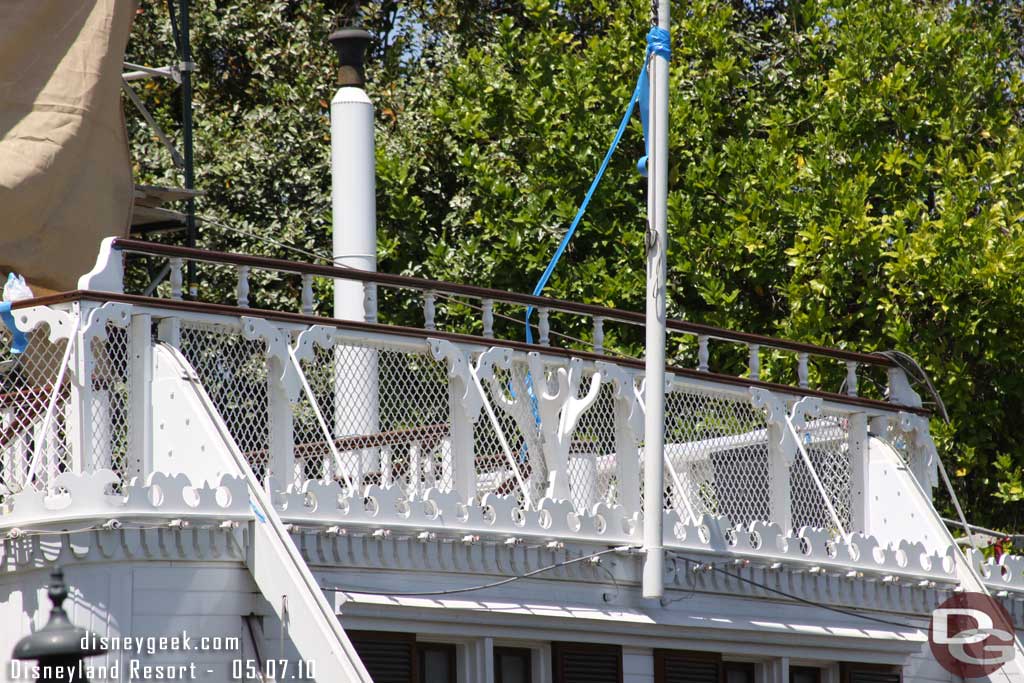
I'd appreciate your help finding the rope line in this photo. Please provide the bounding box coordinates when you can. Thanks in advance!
[524,28,671,343]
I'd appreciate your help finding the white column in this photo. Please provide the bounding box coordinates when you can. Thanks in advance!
[331,79,380,489]
[642,0,671,599]
[127,314,153,482]
[331,85,377,317]
[848,412,869,534]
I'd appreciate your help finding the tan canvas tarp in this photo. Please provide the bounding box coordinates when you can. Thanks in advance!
[0,0,137,294]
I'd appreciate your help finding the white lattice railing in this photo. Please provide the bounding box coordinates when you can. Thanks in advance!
[1,295,937,545]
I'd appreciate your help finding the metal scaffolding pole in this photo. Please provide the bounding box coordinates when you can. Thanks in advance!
[178,0,197,298]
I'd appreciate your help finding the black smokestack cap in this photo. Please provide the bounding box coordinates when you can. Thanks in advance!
[329,28,371,87]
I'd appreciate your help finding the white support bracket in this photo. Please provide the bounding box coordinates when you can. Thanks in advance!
[526,353,602,502]
[125,313,154,483]
[242,317,300,494]
[76,303,133,473]
[428,338,485,501]
[595,361,643,513]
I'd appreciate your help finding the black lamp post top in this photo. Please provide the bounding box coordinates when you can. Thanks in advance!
[12,567,106,661]
[328,27,371,87]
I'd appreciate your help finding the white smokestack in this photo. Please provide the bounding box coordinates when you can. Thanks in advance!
[328,28,376,321]
[328,29,378,489]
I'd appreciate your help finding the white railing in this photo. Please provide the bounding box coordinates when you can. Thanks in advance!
[99,238,918,405]
[1,295,937,547]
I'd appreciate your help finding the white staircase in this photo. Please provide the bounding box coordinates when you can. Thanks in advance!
[151,342,372,682]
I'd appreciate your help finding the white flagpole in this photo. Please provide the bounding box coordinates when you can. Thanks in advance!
[642,0,671,599]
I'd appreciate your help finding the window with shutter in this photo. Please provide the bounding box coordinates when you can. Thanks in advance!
[347,631,417,683]
[552,642,622,683]
[790,666,821,683]
[419,642,457,683]
[495,647,533,683]
[654,649,722,683]
[841,663,901,683]
[724,661,756,683]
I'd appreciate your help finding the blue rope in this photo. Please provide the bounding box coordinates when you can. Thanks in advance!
[524,27,670,343]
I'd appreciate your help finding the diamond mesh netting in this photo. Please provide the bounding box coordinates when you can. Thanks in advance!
[475,359,547,507]
[659,383,855,534]
[90,324,131,486]
[0,327,73,494]
[296,342,451,497]
[791,412,851,532]
[178,321,271,481]
[568,378,619,512]
[661,385,773,527]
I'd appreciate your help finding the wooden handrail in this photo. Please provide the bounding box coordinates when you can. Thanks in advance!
[110,238,895,368]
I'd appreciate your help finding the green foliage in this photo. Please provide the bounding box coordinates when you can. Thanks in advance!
[126,0,1024,528]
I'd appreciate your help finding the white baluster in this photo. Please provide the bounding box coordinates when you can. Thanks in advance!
[301,274,314,315]
[363,282,377,323]
[592,317,605,355]
[481,299,494,338]
[797,353,809,388]
[846,361,858,397]
[236,265,250,307]
[169,258,183,301]
[423,291,437,331]
[697,335,709,372]
[748,343,760,381]
[538,308,550,346]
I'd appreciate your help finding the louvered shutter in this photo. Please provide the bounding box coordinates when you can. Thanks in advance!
[654,650,722,683]
[842,664,901,683]
[552,642,622,683]
[348,631,416,683]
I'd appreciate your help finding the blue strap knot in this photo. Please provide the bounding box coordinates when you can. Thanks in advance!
[636,27,672,177]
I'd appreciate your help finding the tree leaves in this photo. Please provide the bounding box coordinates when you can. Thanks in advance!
[126,0,1024,528]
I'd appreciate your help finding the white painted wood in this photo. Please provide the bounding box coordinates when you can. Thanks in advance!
[301,274,315,315]
[424,290,437,331]
[236,265,250,307]
[169,257,184,300]
[482,299,495,338]
[157,316,181,347]
[77,236,125,293]
[128,314,154,481]
[151,343,373,681]
[848,413,869,534]
[748,343,760,381]
[538,308,550,346]
[845,361,858,397]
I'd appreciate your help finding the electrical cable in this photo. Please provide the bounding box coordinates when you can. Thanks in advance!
[195,214,346,266]
[320,545,633,597]
[1,519,234,541]
[667,552,921,630]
